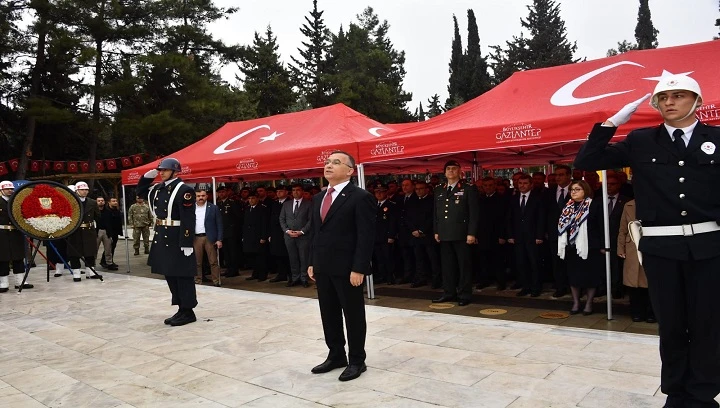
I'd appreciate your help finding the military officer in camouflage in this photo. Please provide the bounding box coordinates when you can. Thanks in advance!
[432,160,480,306]
[0,180,33,292]
[137,158,197,326]
[128,196,152,255]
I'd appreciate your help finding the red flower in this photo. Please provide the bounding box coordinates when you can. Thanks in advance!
[21,185,73,219]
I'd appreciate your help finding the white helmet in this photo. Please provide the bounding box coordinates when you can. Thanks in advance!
[650,74,703,110]
[67,185,77,192]
[75,181,89,190]
[0,180,13,190]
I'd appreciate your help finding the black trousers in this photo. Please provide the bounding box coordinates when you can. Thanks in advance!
[165,276,197,309]
[371,242,394,282]
[245,248,268,280]
[399,244,416,282]
[219,236,239,273]
[0,260,24,276]
[626,286,653,319]
[644,254,720,407]
[476,244,506,287]
[513,241,541,292]
[439,240,473,300]
[315,272,366,365]
[69,256,95,269]
[273,255,290,280]
[414,240,441,285]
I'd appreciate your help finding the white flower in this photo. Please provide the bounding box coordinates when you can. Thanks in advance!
[25,215,72,234]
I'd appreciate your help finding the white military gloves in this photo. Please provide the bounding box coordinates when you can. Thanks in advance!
[144,169,159,178]
[181,247,193,256]
[606,93,651,127]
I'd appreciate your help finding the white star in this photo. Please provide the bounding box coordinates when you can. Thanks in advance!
[258,131,285,143]
[642,69,694,82]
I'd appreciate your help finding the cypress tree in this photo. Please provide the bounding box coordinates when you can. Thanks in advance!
[462,9,492,101]
[446,15,464,109]
[635,0,659,49]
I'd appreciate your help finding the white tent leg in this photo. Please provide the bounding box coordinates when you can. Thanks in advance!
[357,164,375,300]
[122,185,131,273]
[601,171,613,320]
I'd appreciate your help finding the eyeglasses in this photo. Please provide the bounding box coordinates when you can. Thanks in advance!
[324,159,353,168]
[570,188,584,192]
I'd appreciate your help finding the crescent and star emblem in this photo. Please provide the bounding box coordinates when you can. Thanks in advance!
[369,127,390,137]
[550,61,694,107]
[214,125,286,154]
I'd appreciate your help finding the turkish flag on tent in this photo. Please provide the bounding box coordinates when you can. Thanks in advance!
[79,162,89,172]
[121,104,385,184]
[121,157,132,168]
[132,154,143,165]
[53,162,65,172]
[96,161,105,172]
[67,162,78,173]
[106,159,117,170]
[8,158,19,171]
[359,40,720,169]
[30,161,41,172]
[0,162,7,176]
[43,161,51,171]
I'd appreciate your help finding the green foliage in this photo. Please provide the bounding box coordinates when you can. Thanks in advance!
[289,0,332,108]
[325,7,412,123]
[606,39,638,57]
[426,94,444,118]
[461,9,492,102]
[635,0,659,49]
[446,15,464,109]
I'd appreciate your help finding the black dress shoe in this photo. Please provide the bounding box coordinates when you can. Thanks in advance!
[582,309,593,316]
[107,264,119,271]
[164,309,182,325]
[338,363,367,381]
[631,316,644,322]
[646,315,657,323]
[516,289,530,297]
[257,278,267,282]
[552,289,567,298]
[245,276,257,281]
[458,299,471,306]
[286,280,299,287]
[269,277,284,283]
[311,359,347,374]
[569,308,580,315]
[302,281,310,288]
[409,282,426,288]
[530,290,541,297]
[432,295,457,303]
[170,309,197,326]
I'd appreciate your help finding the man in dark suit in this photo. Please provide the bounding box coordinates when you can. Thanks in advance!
[308,151,375,382]
[243,191,269,281]
[371,183,397,284]
[574,75,720,408]
[507,174,546,297]
[395,178,416,284]
[280,184,313,287]
[544,165,572,298]
[406,180,441,288]
[193,189,223,286]
[268,186,291,283]
[475,177,508,290]
[137,158,197,326]
[216,186,243,277]
[605,172,629,299]
[432,160,480,306]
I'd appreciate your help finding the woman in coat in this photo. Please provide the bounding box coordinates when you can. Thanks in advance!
[616,199,655,323]
[557,180,605,315]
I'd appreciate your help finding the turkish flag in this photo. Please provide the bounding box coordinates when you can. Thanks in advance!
[0,162,7,176]
[67,162,78,173]
[106,159,117,170]
[132,154,143,165]
[9,158,19,171]
[43,161,51,171]
[54,161,65,172]
[80,161,89,172]
[96,161,105,172]
[30,161,41,172]
[121,157,132,168]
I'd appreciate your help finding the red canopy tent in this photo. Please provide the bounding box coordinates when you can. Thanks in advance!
[121,104,392,184]
[358,40,720,172]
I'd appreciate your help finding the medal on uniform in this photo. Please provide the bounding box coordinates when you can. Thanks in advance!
[701,141,716,155]
[455,200,460,204]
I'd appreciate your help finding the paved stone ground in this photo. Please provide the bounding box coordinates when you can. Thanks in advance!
[2,266,713,408]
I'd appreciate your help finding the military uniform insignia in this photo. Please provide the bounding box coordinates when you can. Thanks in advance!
[184,192,192,200]
[701,142,716,155]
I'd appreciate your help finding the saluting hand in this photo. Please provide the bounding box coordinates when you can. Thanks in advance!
[606,93,651,127]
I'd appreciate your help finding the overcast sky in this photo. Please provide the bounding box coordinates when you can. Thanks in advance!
[210,0,718,110]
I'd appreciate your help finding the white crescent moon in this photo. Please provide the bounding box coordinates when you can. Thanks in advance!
[550,61,644,107]
[369,127,389,137]
[214,125,270,154]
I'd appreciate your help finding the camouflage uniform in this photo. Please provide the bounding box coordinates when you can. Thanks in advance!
[128,202,152,254]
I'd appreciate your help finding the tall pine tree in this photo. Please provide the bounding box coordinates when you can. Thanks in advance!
[426,94,443,118]
[490,0,577,84]
[289,0,331,109]
[461,9,492,102]
[635,0,659,49]
[238,26,295,117]
[446,15,464,109]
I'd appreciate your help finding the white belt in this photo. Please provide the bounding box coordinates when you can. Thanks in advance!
[156,219,181,227]
[642,221,720,237]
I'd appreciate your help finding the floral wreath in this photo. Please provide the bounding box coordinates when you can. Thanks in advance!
[9,181,83,240]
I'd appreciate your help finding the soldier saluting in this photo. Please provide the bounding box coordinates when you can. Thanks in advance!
[432,160,479,306]
[0,181,33,292]
[137,158,197,326]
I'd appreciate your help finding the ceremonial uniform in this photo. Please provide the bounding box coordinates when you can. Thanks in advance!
[372,199,397,284]
[66,194,100,281]
[137,170,197,324]
[242,203,269,281]
[0,187,27,292]
[216,196,242,276]
[433,180,479,302]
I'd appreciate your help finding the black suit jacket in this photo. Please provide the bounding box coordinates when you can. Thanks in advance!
[507,190,546,243]
[375,200,398,243]
[242,204,268,253]
[405,194,434,242]
[308,183,376,276]
[575,122,720,260]
[544,186,571,241]
[477,193,506,249]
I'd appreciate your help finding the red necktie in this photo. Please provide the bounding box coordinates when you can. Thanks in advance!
[320,187,335,222]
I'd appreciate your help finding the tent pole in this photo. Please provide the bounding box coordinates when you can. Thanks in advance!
[357,164,375,300]
[472,151,479,181]
[212,177,217,204]
[600,170,613,320]
[122,185,131,274]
